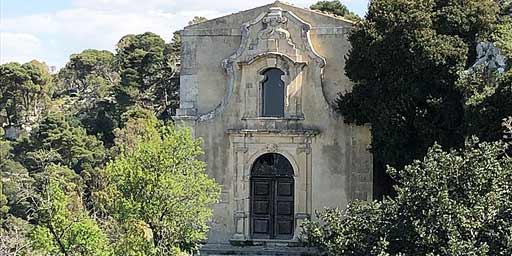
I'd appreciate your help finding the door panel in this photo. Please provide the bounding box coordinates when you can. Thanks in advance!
[274,178,294,239]
[276,201,293,215]
[253,219,270,234]
[250,153,294,240]
[251,178,273,239]
[254,181,270,195]
[276,220,294,235]
[254,200,270,214]
[277,182,293,196]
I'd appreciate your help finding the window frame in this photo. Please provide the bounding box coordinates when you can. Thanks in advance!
[260,68,286,117]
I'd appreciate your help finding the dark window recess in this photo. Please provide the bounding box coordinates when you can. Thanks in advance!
[261,68,285,117]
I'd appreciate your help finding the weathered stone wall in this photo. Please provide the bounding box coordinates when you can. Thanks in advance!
[175,1,372,244]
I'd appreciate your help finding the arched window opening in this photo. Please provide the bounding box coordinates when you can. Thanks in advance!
[261,68,285,117]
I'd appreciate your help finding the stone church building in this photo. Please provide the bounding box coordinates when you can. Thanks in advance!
[174,1,372,247]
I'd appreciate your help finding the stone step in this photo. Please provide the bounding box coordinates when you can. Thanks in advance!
[198,244,320,256]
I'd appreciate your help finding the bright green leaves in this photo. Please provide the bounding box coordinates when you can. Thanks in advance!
[1,18,215,256]
[30,165,112,256]
[96,124,220,255]
[303,139,512,255]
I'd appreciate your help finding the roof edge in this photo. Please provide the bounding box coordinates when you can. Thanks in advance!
[276,1,356,25]
[183,1,354,30]
[183,3,274,30]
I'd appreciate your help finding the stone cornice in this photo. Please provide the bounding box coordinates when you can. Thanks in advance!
[181,27,351,37]
[226,128,319,137]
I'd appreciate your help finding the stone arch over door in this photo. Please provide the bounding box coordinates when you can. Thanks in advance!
[250,153,295,240]
[228,130,317,243]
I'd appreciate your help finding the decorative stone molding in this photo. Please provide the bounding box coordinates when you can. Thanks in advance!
[235,146,249,153]
[296,145,311,155]
[227,128,318,242]
[265,143,279,152]
[192,6,326,122]
[173,1,373,246]
[258,7,290,40]
[180,26,352,36]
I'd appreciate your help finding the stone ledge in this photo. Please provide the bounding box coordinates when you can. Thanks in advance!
[182,27,350,37]
[226,129,319,137]
[199,243,320,256]
[241,117,304,121]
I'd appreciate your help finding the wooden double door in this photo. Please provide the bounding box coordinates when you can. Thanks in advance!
[250,153,294,240]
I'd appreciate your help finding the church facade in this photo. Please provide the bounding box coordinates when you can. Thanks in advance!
[174,1,372,245]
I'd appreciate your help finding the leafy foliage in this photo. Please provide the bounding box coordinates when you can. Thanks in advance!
[0,131,35,222]
[310,1,360,22]
[303,138,512,255]
[56,49,117,102]
[30,165,112,256]
[54,49,119,143]
[15,113,106,174]
[0,215,36,255]
[1,18,214,254]
[111,106,160,155]
[464,71,512,142]
[337,0,503,197]
[0,61,53,135]
[114,32,178,119]
[458,0,512,144]
[494,1,512,58]
[1,2,510,255]
[95,124,220,254]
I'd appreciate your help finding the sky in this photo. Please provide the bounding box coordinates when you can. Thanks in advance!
[0,0,369,69]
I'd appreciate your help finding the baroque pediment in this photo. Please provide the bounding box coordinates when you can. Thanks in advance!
[193,6,329,122]
[223,7,325,70]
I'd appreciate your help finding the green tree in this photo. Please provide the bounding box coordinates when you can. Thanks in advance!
[111,106,160,155]
[0,181,8,224]
[0,129,36,221]
[462,1,512,143]
[56,49,117,101]
[55,49,120,145]
[16,113,106,174]
[0,215,36,255]
[310,1,360,22]
[493,1,512,57]
[337,0,500,197]
[303,137,512,255]
[1,128,37,255]
[169,31,182,63]
[188,16,207,25]
[95,124,220,255]
[0,61,53,138]
[30,164,112,256]
[114,32,178,119]
[463,71,512,143]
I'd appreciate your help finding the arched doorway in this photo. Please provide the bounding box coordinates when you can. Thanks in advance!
[250,153,294,240]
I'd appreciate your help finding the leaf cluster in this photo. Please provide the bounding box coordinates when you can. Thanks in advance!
[303,139,512,255]
[337,0,507,197]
